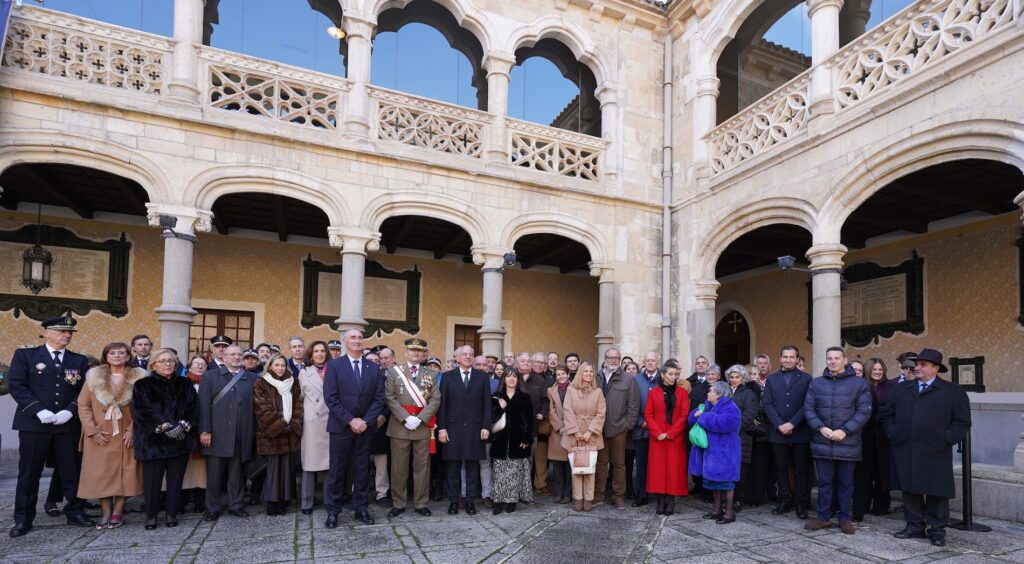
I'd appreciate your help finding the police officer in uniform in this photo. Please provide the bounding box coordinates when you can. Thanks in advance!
[385,338,440,518]
[207,335,233,370]
[8,316,95,537]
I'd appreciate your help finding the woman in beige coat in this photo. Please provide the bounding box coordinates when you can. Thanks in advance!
[561,361,606,512]
[77,342,146,529]
[547,365,572,504]
[298,341,331,514]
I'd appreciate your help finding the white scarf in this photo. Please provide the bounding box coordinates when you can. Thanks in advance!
[262,373,295,423]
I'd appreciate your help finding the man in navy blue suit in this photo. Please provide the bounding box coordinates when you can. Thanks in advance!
[324,329,385,527]
[8,316,95,537]
[762,344,813,520]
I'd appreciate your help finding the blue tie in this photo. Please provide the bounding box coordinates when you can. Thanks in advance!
[918,381,928,393]
[353,359,361,385]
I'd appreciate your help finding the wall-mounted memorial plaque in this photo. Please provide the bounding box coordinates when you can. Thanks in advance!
[808,251,924,347]
[0,225,131,321]
[951,356,985,393]
[301,256,421,335]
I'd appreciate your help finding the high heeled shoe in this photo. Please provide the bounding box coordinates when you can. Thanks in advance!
[165,515,178,527]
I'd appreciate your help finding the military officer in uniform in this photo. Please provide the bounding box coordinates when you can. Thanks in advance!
[207,335,233,370]
[385,338,441,518]
[8,316,96,537]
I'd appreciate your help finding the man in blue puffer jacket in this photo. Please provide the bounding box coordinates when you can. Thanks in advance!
[803,346,871,534]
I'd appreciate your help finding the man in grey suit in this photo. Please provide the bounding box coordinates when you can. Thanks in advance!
[198,344,256,521]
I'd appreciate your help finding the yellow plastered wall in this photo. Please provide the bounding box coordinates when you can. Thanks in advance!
[717,218,1023,391]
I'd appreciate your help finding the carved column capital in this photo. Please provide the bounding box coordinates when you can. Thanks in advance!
[806,0,845,18]
[328,226,381,255]
[342,16,376,41]
[696,76,721,98]
[806,243,848,271]
[145,203,213,237]
[471,245,511,270]
[595,83,618,108]
[482,52,516,78]
[693,278,721,304]
[589,262,615,282]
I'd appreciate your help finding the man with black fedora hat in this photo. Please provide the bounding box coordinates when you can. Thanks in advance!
[8,316,95,536]
[880,348,971,547]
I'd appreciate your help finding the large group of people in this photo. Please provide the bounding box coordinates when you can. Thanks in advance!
[7,315,970,549]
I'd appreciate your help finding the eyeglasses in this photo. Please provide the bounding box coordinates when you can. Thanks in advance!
[155,359,176,364]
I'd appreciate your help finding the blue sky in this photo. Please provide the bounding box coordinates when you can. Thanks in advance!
[763,0,915,55]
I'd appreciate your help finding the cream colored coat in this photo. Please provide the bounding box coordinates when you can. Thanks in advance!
[298,366,330,472]
[547,384,570,461]
[77,366,146,498]
[560,385,607,453]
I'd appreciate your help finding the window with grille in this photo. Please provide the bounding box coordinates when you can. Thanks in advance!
[189,309,255,360]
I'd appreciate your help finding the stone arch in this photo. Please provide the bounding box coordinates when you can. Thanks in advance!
[185,165,351,226]
[702,0,801,68]
[0,130,171,204]
[506,15,610,88]
[500,211,608,266]
[360,190,492,246]
[817,119,1024,244]
[714,302,758,367]
[365,0,494,54]
[695,196,817,280]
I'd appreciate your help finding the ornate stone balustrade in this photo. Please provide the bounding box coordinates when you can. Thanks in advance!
[706,70,812,175]
[507,119,607,181]
[831,0,1015,111]
[369,87,488,158]
[1,7,172,95]
[201,47,347,130]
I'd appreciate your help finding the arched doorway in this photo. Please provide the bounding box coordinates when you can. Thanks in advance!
[715,310,750,368]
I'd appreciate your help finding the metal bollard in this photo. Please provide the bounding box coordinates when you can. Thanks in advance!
[949,429,991,532]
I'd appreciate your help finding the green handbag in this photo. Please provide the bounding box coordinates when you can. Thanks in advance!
[688,403,708,448]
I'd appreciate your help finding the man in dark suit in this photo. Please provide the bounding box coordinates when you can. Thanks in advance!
[324,329,386,527]
[287,336,306,379]
[437,345,492,515]
[207,335,232,370]
[130,334,153,370]
[685,355,712,495]
[881,348,971,547]
[8,316,95,537]
[198,344,256,521]
[762,344,813,519]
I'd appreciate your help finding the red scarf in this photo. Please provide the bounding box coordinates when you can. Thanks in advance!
[187,370,203,385]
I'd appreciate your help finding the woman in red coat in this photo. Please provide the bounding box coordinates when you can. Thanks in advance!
[646,362,690,515]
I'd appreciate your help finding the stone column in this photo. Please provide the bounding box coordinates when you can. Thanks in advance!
[328,227,382,332]
[693,76,720,177]
[839,0,872,46]
[168,0,204,104]
[473,247,509,357]
[591,264,616,360]
[342,16,376,144]
[806,243,847,375]
[807,0,844,123]
[483,52,515,163]
[146,204,213,356]
[687,279,720,366]
[595,84,619,183]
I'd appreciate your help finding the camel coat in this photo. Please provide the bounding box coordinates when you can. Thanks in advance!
[547,384,570,461]
[560,385,607,453]
[77,366,146,498]
[298,366,330,472]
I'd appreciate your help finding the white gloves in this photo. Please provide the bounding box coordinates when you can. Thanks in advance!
[36,409,56,424]
[53,410,73,425]
[404,416,422,431]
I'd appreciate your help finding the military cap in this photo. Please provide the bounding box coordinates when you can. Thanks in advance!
[425,357,442,368]
[327,339,342,350]
[210,335,233,346]
[404,337,428,351]
[270,344,281,353]
[41,316,78,331]
[242,348,259,358]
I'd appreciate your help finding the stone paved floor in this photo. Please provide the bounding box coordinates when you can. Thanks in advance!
[1,458,1022,563]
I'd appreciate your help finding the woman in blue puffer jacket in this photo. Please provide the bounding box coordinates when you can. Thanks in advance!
[688,381,742,524]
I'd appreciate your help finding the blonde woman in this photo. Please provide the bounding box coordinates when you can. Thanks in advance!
[561,361,606,512]
[77,342,146,529]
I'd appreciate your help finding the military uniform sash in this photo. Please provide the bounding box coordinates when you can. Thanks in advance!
[398,367,437,453]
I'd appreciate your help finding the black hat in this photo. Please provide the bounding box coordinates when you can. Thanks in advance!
[369,344,388,354]
[915,348,948,373]
[242,348,259,358]
[404,337,428,351]
[270,344,281,353]
[210,335,233,346]
[425,357,442,368]
[41,316,77,332]
[327,339,342,350]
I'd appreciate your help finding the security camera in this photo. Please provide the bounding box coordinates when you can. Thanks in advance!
[503,252,516,267]
[777,255,797,270]
[158,214,178,230]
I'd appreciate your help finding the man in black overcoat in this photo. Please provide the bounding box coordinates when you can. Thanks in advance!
[762,344,812,519]
[880,348,970,547]
[437,345,492,516]
[8,316,95,537]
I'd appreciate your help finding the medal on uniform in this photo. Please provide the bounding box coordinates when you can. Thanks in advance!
[35,363,46,372]
[64,368,81,385]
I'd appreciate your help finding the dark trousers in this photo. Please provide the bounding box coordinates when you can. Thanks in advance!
[206,455,245,513]
[624,445,636,497]
[550,460,572,499]
[326,428,372,514]
[853,465,891,517]
[633,438,650,500]
[771,442,810,508]
[902,493,950,539]
[143,455,189,519]
[446,460,480,502]
[815,459,855,521]
[14,431,82,524]
[747,440,773,504]
[45,452,81,506]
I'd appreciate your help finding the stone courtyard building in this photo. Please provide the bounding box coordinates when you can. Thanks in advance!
[1,0,1023,493]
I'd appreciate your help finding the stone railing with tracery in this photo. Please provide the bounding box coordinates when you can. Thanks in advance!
[369,86,488,158]
[831,0,1016,111]
[1,7,172,95]
[201,47,347,130]
[507,119,607,181]
[706,70,812,175]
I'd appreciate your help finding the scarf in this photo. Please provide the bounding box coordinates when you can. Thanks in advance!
[187,370,203,385]
[557,381,570,402]
[262,373,295,423]
[660,383,677,425]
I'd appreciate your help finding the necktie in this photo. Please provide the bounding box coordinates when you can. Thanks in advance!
[52,350,62,366]
[918,381,928,393]
[353,359,361,384]
[411,365,418,375]
[463,371,469,386]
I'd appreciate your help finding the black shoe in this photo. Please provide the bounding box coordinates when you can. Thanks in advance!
[204,511,220,522]
[144,517,158,530]
[377,497,393,508]
[795,507,809,520]
[465,502,477,515]
[772,502,792,515]
[716,515,736,524]
[733,501,743,513]
[325,513,338,529]
[354,510,374,525]
[166,515,178,527]
[229,509,249,518]
[82,500,100,510]
[505,503,516,513]
[44,504,61,517]
[632,497,648,508]
[703,512,724,520]
[8,523,31,538]
[66,512,95,527]
[415,507,431,516]
[893,527,927,539]
[301,508,313,515]
[930,537,946,547]
[447,502,459,515]
[493,503,504,515]
[388,508,405,519]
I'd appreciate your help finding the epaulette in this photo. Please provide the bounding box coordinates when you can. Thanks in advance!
[19,344,35,349]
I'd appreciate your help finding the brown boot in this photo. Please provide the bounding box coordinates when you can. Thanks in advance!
[573,500,583,511]
[839,520,855,534]
[583,500,593,512]
[805,519,831,531]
